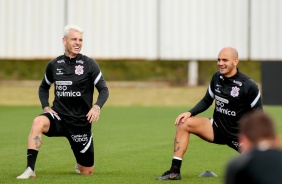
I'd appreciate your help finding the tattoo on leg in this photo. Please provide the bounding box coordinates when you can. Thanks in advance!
[174,147,180,152]
[34,136,42,149]
[174,138,180,152]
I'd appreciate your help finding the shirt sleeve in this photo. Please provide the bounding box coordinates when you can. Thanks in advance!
[188,86,214,116]
[90,59,109,108]
[38,61,54,109]
[245,79,263,110]
[188,75,215,116]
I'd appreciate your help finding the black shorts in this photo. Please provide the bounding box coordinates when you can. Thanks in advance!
[41,112,94,167]
[210,119,241,152]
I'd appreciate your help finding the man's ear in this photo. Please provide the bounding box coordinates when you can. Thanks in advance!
[62,37,66,45]
[274,136,280,148]
[233,58,239,66]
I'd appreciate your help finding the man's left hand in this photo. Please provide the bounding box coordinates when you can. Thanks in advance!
[86,105,101,123]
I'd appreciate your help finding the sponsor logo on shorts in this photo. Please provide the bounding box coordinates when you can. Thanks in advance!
[71,134,89,145]
[232,141,243,148]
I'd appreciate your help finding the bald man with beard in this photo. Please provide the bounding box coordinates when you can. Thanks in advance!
[156,47,263,180]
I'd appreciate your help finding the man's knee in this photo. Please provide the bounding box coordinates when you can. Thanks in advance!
[177,118,194,131]
[80,169,93,175]
[178,117,214,141]
[32,116,50,132]
[79,164,94,175]
[177,117,211,134]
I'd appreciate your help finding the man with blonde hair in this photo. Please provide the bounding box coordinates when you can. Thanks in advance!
[17,25,109,179]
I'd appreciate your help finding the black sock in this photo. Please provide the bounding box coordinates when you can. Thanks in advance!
[170,159,182,173]
[27,149,38,171]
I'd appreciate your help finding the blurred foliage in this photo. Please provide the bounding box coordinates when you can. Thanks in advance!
[98,60,188,85]
[0,60,47,80]
[198,60,261,85]
[0,59,260,85]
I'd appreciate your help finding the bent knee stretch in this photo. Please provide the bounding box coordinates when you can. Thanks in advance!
[178,118,192,129]
[79,164,94,175]
[32,116,50,133]
[80,168,94,175]
[177,118,199,132]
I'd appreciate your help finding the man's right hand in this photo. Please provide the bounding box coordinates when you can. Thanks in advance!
[43,106,57,114]
[174,112,192,125]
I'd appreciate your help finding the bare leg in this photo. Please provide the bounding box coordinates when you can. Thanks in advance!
[156,117,215,180]
[28,116,51,150]
[173,117,214,158]
[17,115,51,179]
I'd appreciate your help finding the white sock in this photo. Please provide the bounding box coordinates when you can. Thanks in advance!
[173,156,182,160]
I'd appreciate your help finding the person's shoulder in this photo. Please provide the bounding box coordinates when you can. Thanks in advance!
[227,151,252,169]
[49,55,65,64]
[233,70,249,80]
[56,55,65,60]
[80,54,95,62]
[209,71,222,82]
[236,70,256,82]
[236,71,258,86]
[45,55,64,68]
[266,148,282,156]
[213,71,221,76]
[210,71,221,79]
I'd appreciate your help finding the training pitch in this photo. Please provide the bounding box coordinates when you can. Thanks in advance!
[0,105,281,184]
[0,84,281,183]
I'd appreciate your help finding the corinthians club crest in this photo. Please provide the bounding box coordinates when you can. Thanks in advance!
[230,86,240,97]
[75,65,84,75]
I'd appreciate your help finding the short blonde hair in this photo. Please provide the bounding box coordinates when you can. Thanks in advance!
[63,25,83,37]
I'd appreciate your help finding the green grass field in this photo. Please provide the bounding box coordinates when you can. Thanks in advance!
[0,105,281,184]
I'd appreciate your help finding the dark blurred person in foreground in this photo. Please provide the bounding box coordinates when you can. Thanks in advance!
[225,110,282,184]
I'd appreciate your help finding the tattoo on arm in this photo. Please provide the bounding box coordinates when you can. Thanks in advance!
[93,105,100,112]
[34,136,42,149]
